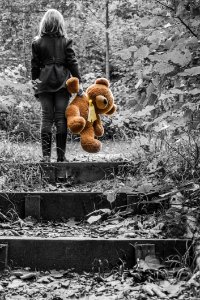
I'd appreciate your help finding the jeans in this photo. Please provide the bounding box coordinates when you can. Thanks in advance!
[39,89,70,134]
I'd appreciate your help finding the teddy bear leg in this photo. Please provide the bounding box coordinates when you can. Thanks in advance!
[80,124,102,153]
[66,105,86,134]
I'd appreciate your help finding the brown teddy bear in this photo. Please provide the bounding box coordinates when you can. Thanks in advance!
[65,77,116,153]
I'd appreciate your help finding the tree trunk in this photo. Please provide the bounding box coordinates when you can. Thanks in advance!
[105,0,110,80]
[60,0,67,15]
[22,0,27,75]
[195,241,200,271]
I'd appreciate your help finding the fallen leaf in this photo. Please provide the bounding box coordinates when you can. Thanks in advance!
[104,191,116,203]
[138,259,150,271]
[99,208,111,215]
[86,208,111,218]
[20,272,37,280]
[8,279,26,289]
[145,255,165,269]
[136,183,155,194]
[124,232,137,238]
[150,283,167,298]
[6,296,27,300]
[164,23,172,28]
[61,280,70,288]
[164,282,184,297]
[47,281,61,289]
[87,215,102,224]
[109,280,121,287]
[0,223,11,229]
[11,271,24,277]
[50,270,64,279]
[48,184,57,191]
[11,230,21,236]
[96,286,106,293]
[152,222,165,231]
[66,218,78,226]
[37,276,51,283]
[142,284,154,296]
[135,78,143,89]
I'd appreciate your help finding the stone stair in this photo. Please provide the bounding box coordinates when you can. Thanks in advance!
[0,162,193,272]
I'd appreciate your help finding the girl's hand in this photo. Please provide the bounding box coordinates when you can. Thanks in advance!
[77,83,84,96]
[31,80,37,91]
[31,79,41,91]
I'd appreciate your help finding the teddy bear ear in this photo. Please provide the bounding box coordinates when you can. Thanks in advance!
[66,77,79,94]
[95,78,110,87]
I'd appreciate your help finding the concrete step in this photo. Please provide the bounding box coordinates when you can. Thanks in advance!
[43,162,132,184]
[0,237,191,272]
[0,192,169,220]
[0,161,134,184]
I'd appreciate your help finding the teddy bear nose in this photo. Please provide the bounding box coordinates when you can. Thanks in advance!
[95,95,108,109]
[103,98,108,105]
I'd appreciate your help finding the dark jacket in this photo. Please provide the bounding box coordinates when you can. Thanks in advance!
[31,34,82,96]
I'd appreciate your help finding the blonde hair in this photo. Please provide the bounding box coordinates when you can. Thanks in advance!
[39,9,66,37]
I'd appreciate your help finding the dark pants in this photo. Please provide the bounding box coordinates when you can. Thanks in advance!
[39,89,69,134]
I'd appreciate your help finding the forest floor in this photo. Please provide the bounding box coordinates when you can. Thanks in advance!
[1,266,199,300]
[0,140,135,163]
[0,178,200,299]
[0,213,174,240]
[0,139,200,299]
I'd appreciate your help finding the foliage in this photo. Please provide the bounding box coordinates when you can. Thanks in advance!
[1,0,200,143]
[0,66,41,142]
[110,0,200,142]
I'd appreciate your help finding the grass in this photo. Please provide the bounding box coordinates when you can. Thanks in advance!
[0,134,199,194]
[0,133,170,163]
[0,138,145,163]
[0,138,139,191]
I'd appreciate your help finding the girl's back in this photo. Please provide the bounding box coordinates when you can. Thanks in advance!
[31,8,83,162]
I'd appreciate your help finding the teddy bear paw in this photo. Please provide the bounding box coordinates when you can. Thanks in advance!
[68,117,86,134]
[81,139,102,153]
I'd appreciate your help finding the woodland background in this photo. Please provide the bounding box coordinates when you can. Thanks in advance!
[1,0,200,149]
[1,2,200,297]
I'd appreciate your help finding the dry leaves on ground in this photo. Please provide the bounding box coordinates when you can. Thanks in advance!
[0,265,199,300]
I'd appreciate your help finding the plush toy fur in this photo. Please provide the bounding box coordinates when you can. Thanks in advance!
[65,77,116,153]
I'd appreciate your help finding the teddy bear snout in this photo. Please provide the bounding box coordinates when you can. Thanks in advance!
[96,95,108,109]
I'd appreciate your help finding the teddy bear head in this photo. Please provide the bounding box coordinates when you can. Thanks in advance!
[66,77,116,115]
[86,78,115,115]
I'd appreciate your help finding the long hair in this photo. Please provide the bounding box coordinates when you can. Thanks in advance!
[38,9,66,37]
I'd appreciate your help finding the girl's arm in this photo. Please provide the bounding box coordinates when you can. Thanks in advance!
[65,39,82,83]
[31,39,41,80]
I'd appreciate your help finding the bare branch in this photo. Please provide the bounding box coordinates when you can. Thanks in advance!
[84,4,106,27]
[148,12,171,18]
[154,0,197,37]
[154,0,174,11]
[176,16,197,37]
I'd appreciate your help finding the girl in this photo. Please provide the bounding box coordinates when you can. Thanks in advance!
[31,9,83,162]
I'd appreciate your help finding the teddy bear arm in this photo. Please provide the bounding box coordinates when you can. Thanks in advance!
[105,104,117,115]
[93,116,104,137]
[66,104,86,134]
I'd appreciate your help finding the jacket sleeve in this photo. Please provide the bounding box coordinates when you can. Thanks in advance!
[31,39,41,80]
[65,39,82,83]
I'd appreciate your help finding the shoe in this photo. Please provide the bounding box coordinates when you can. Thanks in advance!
[41,132,52,162]
[40,156,51,163]
[56,133,67,162]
